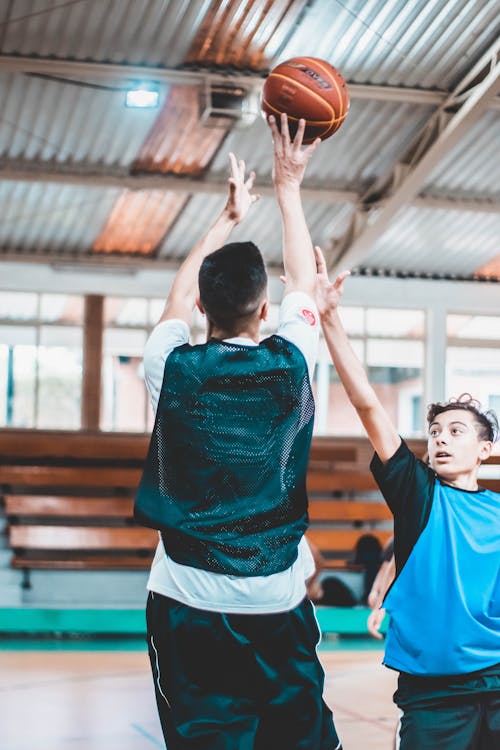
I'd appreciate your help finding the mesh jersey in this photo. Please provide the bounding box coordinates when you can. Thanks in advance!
[135,334,315,577]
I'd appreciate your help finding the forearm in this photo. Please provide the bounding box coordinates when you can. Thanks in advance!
[321,308,401,460]
[160,209,236,321]
[277,185,316,294]
[321,309,377,411]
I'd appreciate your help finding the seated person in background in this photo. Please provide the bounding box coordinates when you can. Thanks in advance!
[314,244,500,750]
[354,533,383,604]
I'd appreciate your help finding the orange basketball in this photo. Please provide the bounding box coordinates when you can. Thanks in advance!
[262,57,349,143]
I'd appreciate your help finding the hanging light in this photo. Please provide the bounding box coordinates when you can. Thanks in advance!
[125,83,160,108]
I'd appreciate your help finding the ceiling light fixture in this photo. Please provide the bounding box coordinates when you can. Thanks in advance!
[125,84,160,108]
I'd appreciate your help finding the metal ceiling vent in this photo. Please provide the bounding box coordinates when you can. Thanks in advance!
[199,82,259,128]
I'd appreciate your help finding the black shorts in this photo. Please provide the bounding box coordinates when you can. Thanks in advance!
[146,592,340,750]
[395,668,500,750]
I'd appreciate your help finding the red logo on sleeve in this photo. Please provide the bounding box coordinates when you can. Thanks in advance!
[301,309,316,326]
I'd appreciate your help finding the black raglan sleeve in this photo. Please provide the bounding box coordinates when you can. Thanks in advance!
[370,440,435,574]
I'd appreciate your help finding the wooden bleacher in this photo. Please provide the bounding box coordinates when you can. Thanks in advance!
[1,430,498,587]
[0,431,149,586]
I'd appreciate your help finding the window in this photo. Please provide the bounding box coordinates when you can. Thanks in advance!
[37,326,82,429]
[315,307,426,437]
[447,314,500,411]
[0,294,83,429]
[101,297,164,433]
[489,395,500,414]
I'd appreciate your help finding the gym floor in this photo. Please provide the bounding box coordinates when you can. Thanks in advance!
[0,641,398,749]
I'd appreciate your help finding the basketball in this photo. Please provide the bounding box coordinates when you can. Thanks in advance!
[262,57,349,143]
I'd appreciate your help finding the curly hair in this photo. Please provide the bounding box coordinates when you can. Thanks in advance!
[427,393,498,443]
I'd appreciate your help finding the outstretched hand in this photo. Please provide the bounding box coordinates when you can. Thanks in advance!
[314,245,350,318]
[225,152,260,224]
[268,113,320,190]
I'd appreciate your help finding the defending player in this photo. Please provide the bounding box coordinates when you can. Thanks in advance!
[314,246,499,750]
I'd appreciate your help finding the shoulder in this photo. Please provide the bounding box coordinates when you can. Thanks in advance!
[144,319,190,367]
[278,291,319,331]
[370,440,435,515]
[276,291,319,380]
[143,319,190,413]
[371,440,429,481]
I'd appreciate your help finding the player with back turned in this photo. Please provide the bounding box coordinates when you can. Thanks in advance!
[313,245,500,750]
[134,115,342,750]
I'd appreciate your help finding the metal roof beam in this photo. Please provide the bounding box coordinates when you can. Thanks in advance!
[1,159,499,215]
[2,53,500,108]
[0,158,355,203]
[331,39,500,273]
[412,195,500,215]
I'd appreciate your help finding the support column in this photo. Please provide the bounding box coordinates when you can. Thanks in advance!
[81,295,104,430]
[424,303,447,416]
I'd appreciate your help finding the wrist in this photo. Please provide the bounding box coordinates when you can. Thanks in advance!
[319,307,340,325]
[219,207,239,227]
[275,182,301,200]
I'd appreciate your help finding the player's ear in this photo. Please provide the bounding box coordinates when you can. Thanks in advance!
[196,296,205,315]
[259,299,269,322]
[478,440,492,463]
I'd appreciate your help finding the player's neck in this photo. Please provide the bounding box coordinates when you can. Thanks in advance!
[438,468,480,492]
[208,324,260,344]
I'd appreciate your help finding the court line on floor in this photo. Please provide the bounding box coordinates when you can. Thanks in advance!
[331,700,396,733]
[131,723,166,748]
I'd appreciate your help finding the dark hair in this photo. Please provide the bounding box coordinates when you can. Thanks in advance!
[198,241,267,331]
[427,393,498,442]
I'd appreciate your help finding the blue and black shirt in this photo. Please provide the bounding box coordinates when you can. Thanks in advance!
[371,441,500,703]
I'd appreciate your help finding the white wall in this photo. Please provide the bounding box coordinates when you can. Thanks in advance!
[1,260,499,310]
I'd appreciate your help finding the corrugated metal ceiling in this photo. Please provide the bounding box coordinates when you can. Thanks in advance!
[209,100,436,187]
[0,181,120,256]
[134,85,228,175]
[93,190,188,255]
[0,0,498,275]
[0,0,212,66]
[424,111,500,198]
[0,72,165,165]
[360,206,500,275]
[158,192,355,266]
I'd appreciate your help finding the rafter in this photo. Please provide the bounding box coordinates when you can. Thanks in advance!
[0,158,357,204]
[1,158,499,216]
[2,53,500,108]
[330,39,500,274]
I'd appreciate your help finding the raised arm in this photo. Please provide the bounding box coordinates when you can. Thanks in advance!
[268,114,320,297]
[315,246,401,463]
[158,153,260,325]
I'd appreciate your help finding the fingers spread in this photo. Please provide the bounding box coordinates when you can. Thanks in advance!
[333,270,351,290]
[268,115,281,143]
[245,170,256,190]
[228,152,238,178]
[314,245,328,275]
[293,118,305,149]
[304,137,321,159]
[280,112,290,144]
